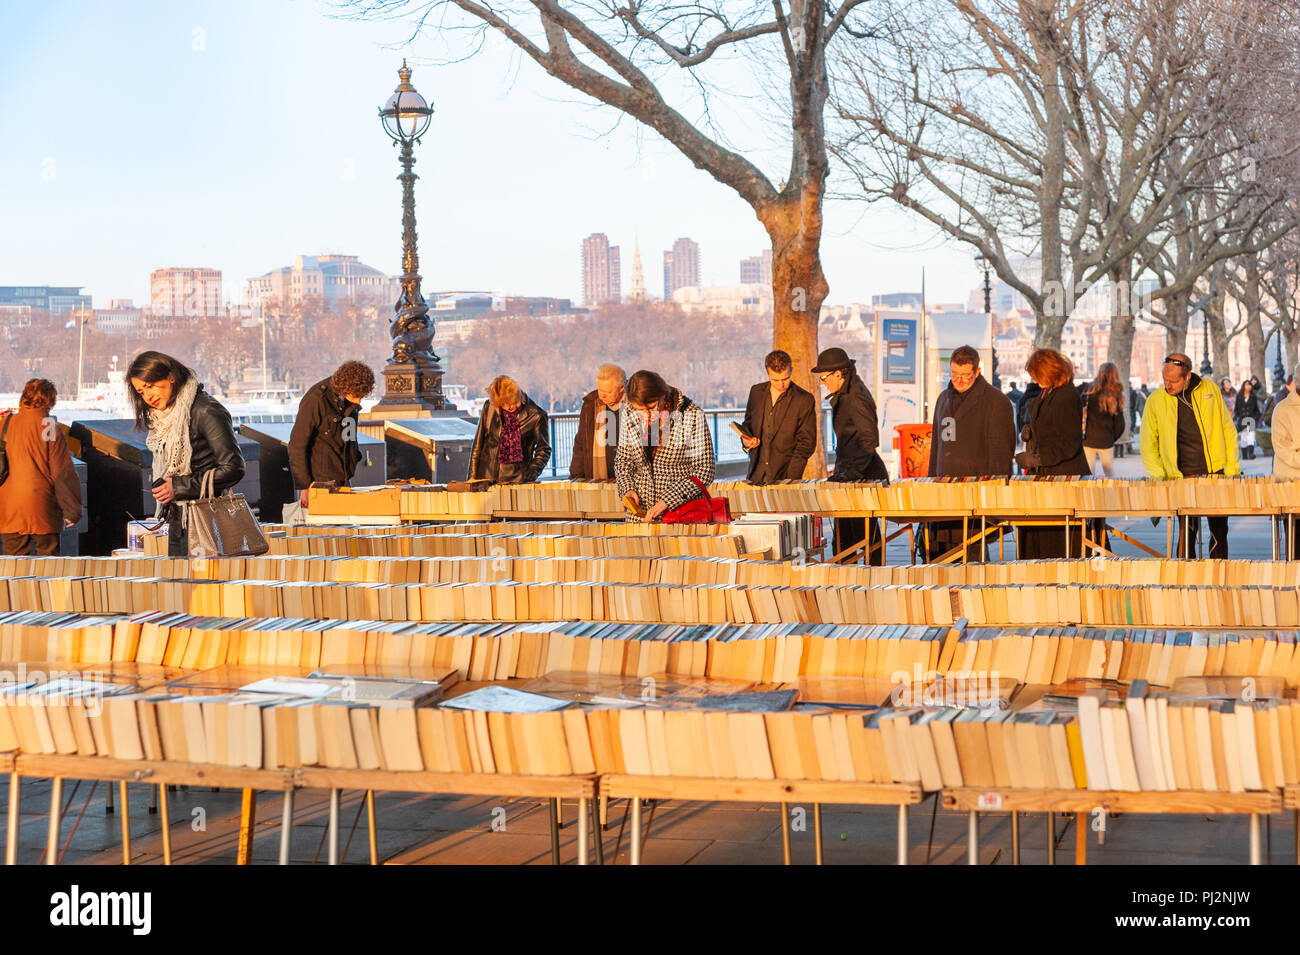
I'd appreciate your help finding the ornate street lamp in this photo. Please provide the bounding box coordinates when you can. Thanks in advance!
[1200,310,1213,379]
[975,251,999,388]
[374,60,447,411]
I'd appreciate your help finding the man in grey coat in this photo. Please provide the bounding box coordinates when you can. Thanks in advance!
[926,345,1016,561]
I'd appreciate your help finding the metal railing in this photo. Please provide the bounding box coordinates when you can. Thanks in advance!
[542,406,836,479]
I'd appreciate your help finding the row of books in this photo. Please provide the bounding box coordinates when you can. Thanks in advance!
[7,611,1300,688]
[269,521,736,539]
[259,532,748,560]
[309,476,1300,520]
[4,673,1298,791]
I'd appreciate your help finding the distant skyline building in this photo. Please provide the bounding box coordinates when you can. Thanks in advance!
[663,237,700,300]
[0,285,92,316]
[581,233,621,306]
[244,254,397,310]
[628,236,647,304]
[670,282,771,316]
[739,250,773,286]
[150,268,222,316]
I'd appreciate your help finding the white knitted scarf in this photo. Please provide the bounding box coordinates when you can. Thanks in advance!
[146,377,199,481]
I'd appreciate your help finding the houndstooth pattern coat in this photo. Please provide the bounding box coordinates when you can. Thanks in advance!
[614,389,715,516]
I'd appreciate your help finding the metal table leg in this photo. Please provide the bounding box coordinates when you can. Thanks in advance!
[328,789,340,865]
[591,798,605,866]
[813,804,823,865]
[46,777,62,865]
[577,797,588,866]
[105,781,114,814]
[237,788,257,865]
[968,810,978,865]
[159,783,171,865]
[1011,810,1020,865]
[366,790,378,865]
[1046,813,1056,865]
[6,772,19,865]
[279,790,293,865]
[119,781,130,865]
[549,798,561,866]
[780,802,791,865]
[1250,814,1261,865]
[897,804,908,865]
[630,797,642,866]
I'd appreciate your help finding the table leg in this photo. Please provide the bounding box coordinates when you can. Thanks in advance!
[1166,518,1172,558]
[897,804,908,865]
[237,788,256,865]
[328,789,340,866]
[366,790,378,866]
[105,780,114,814]
[630,797,642,866]
[5,772,18,865]
[1274,518,1280,560]
[968,810,978,865]
[119,781,130,865]
[279,790,293,866]
[962,516,969,564]
[999,525,1004,563]
[1076,812,1087,864]
[577,797,588,866]
[591,799,605,866]
[549,798,561,866]
[1064,517,1069,559]
[1046,813,1056,865]
[1294,809,1298,865]
[813,803,823,866]
[46,777,62,866]
[1250,814,1261,866]
[158,783,171,865]
[780,801,791,866]
[1011,810,1020,865]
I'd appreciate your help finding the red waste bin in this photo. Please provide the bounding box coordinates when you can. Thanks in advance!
[894,423,932,478]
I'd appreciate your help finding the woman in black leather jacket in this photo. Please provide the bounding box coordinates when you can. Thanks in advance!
[127,351,246,557]
[468,375,551,484]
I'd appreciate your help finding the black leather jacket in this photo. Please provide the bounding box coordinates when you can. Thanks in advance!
[468,394,551,484]
[289,378,361,489]
[163,387,246,505]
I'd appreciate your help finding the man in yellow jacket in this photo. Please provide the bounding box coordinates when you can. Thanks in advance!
[1141,353,1239,558]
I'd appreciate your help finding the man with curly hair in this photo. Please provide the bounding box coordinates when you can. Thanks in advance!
[289,361,376,509]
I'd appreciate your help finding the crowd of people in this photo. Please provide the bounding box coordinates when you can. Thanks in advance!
[2,344,1298,563]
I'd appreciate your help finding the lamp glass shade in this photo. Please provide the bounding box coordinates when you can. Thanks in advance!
[381,89,432,141]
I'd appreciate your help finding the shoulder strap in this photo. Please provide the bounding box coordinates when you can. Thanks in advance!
[0,413,11,448]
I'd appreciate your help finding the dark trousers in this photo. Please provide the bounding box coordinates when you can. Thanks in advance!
[834,517,885,566]
[1178,515,1229,559]
[167,520,189,558]
[2,533,60,556]
[922,519,987,563]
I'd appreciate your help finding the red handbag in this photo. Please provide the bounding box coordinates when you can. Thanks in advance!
[661,476,731,524]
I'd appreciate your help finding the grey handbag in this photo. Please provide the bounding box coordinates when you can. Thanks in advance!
[185,470,270,558]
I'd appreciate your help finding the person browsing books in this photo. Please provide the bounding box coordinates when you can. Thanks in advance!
[468,375,552,485]
[1140,352,1239,559]
[289,361,375,510]
[615,370,715,523]
[926,344,1016,561]
[0,379,82,556]
[739,349,817,484]
[813,347,887,565]
[568,363,625,480]
[1271,361,1300,557]
[128,351,246,558]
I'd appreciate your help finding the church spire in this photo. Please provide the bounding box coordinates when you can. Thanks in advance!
[629,233,647,304]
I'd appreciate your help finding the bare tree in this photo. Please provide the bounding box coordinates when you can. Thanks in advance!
[342,0,887,475]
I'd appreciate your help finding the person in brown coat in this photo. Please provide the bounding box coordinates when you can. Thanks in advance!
[0,379,83,556]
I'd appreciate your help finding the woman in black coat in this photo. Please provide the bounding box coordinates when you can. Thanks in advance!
[468,375,552,484]
[1015,348,1089,560]
[128,351,246,558]
[1082,362,1127,477]
[1234,379,1262,460]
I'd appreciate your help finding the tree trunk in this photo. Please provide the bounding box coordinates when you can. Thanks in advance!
[1162,288,1191,356]
[1206,289,1229,383]
[762,186,829,479]
[1106,256,1136,439]
[1244,255,1266,386]
[1030,14,1066,351]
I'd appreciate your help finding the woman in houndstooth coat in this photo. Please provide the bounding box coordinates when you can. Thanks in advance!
[615,370,715,522]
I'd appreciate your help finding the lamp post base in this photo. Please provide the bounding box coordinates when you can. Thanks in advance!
[372,362,449,414]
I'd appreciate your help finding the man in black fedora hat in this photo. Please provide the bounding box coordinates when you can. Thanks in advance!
[812,346,888,565]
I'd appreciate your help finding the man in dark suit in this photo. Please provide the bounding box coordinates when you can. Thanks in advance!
[926,344,1016,561]
[739,350,817,483]
[568,363,625,479]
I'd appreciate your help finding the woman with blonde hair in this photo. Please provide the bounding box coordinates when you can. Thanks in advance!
[468,375,551,484]
[0,379,82,556]
[1082,361,1127,477]
[1016,348,1089,559]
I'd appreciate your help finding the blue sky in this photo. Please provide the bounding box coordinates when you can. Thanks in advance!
[0,0,979,308]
